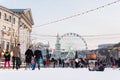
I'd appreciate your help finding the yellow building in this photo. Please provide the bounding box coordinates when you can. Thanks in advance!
[0,5,34,54]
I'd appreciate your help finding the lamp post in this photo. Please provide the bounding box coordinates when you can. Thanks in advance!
[1,30,3,50]
[13,37,17,47]
[1,27,6,50]
[17,18,21,44]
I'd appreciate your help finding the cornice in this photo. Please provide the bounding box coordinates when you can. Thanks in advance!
[21,13,33,28]
[24,9,34,25]
[0,5,20,18]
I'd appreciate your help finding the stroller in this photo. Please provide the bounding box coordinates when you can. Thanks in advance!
[88,60,97,71]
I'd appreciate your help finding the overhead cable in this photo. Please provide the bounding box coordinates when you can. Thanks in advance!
[33,0,120,28]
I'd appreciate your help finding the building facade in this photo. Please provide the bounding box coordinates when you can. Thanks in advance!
[0,5,34,54]
[98,44,115,49]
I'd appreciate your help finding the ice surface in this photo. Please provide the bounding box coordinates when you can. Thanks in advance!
[0,68,119,80]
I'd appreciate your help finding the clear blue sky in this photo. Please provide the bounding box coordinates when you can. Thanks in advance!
[1,0,120,49]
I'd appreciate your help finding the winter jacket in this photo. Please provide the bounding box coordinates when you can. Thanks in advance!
[4,52,11,61]
[13,46,21,58]
[34,50,43,60]
[25,49,34,63]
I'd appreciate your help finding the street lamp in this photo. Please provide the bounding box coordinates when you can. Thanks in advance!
[1,26,6,50]
[13,37,17,47]
[17,21,24,44]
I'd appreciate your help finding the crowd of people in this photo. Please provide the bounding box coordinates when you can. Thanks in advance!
[0,44,120,71]
[0,44,44,70]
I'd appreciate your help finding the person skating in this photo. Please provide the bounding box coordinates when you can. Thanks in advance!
[4,49,11,69]
[32,46,43,70]
[25,46,34,70]
[12,43,21,70]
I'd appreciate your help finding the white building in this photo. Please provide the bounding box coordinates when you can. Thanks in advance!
[0,5,34,54]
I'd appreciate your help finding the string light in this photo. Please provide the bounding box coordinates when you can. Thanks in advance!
[31,33,120,38]
[33,0,120,28]
[12,32,120,42]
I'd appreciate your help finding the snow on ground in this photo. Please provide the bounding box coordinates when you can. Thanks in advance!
[0,68,120,80]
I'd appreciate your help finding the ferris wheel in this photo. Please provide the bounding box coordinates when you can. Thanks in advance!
[60,33,88,58]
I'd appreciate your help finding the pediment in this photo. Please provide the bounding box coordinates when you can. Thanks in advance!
[23,9,34,25]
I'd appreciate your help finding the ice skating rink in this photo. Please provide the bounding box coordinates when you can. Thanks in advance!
[0,68,119,80]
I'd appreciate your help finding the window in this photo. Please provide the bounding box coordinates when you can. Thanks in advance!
[2,26,6,30]
[2,41,5,49]
[0,12,1,19]
[9,16,11,22]
[6,42,9,50]
[13,29,15,36]
[4,13,7,20]
[8,27,11,31]
[10,43,14,50]
[13,18,15,24]
[7,27,11,35]
[2,26,6,34]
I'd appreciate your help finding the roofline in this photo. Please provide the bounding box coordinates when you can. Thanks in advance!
[24,8,34,25]
[9,8,34,25]
[0,5,34,29]
[0,5,20,17]
[21,13,34,26]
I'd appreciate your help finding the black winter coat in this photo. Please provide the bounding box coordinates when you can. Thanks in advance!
[34,50,43,60]
[25,49,34,63]
[4,52,11,61]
